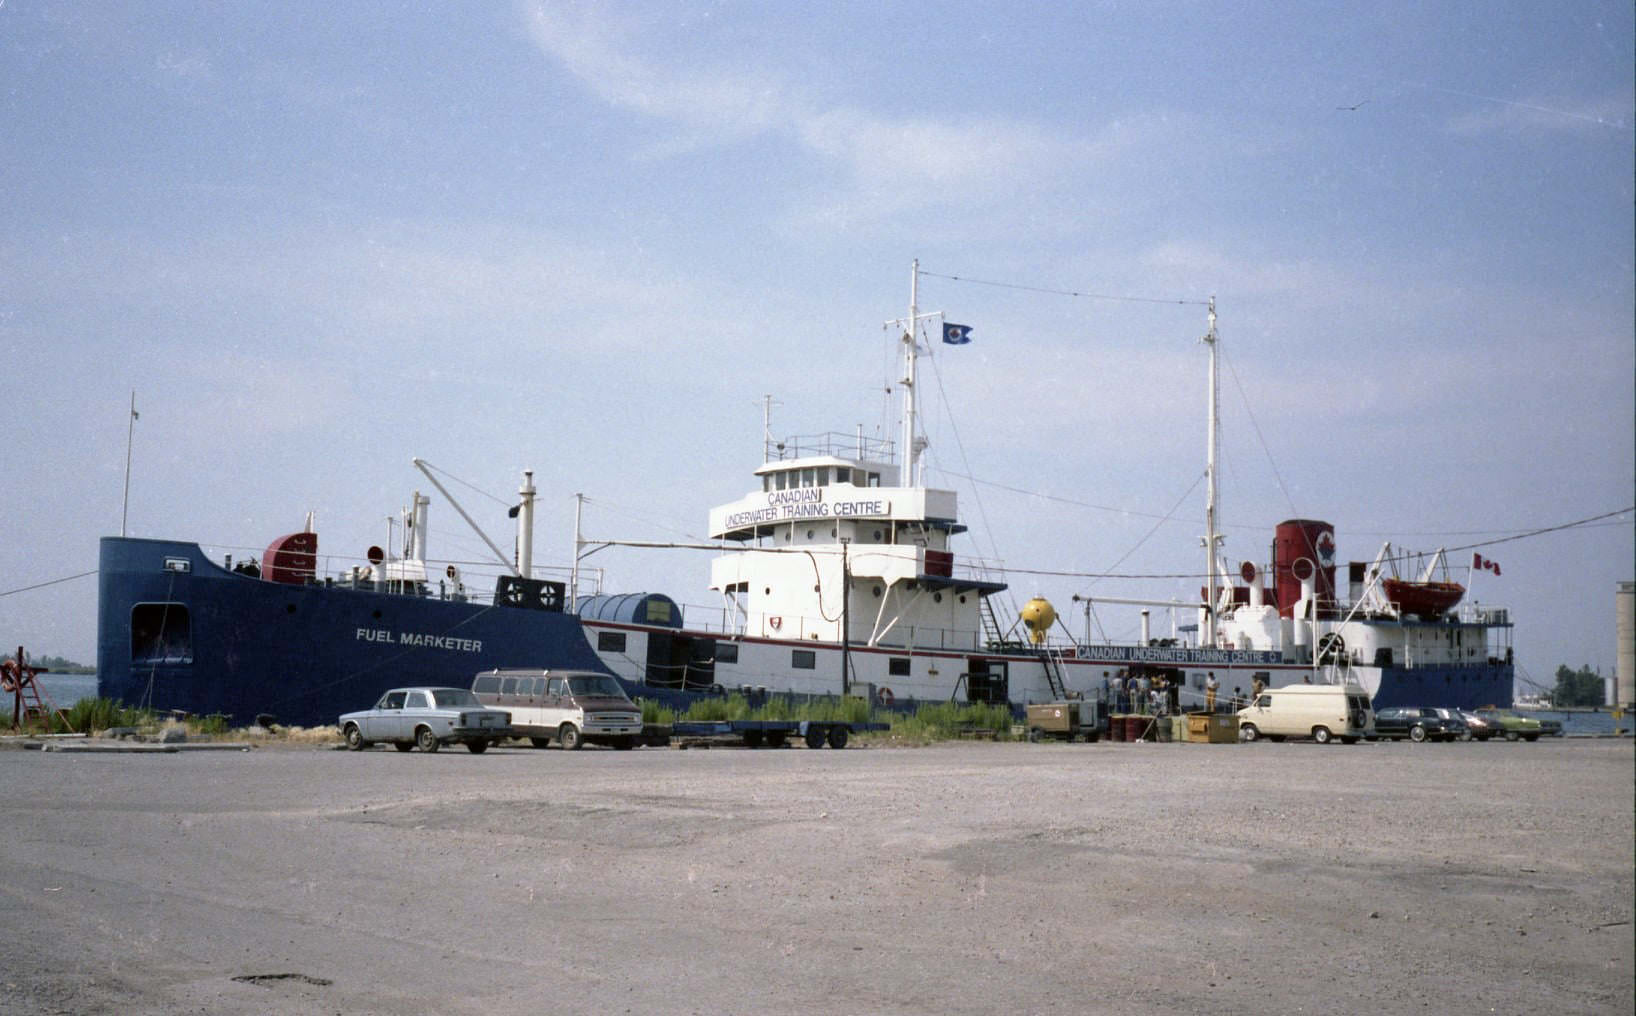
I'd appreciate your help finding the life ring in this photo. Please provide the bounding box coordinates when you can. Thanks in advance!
[877,687,894,706]
[769,616,782,631]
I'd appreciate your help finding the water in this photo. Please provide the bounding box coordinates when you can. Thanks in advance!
[24,673,99,709]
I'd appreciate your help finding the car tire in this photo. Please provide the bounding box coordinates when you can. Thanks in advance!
[1240,723,1260,742]
[1459,730,1473,742]
[1312,726,1332,744]
[467,739,489,754]
[394,741,414,752]
[416,726,440,753]
[1525,734,1538,742]
[529,736,551,749]
[1340,736,1359,745]
[343,724,365,751]
[1505,730,1520,742]
[1409,725,1427,743]
[558,723,582,751]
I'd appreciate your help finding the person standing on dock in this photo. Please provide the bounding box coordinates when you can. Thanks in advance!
[1205,673,1219,713]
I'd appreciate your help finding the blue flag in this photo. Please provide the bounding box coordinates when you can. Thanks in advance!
[942,322,973,345]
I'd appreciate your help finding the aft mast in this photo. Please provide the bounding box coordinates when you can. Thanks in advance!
[1202,297,1222,647]
[900,260,922,485]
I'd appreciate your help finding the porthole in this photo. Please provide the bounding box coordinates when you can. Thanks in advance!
[933,592,943,602]
[958,595,967,604]
[764,587,771,596]
[872,586,883,597]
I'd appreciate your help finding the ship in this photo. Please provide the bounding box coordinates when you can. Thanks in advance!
[97,263,1514,725]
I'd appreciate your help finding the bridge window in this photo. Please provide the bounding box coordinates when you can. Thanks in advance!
[598,631,627,653]
[835,467,851,484]
[888,657,911,677]
[716,643,739,664]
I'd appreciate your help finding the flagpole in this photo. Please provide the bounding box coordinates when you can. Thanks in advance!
[121,391,138,537]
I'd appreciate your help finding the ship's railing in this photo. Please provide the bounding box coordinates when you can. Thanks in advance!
[768,431,894,464]
[206,544,598,609]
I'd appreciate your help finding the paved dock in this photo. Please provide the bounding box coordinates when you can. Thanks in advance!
[2,739,1630,1014]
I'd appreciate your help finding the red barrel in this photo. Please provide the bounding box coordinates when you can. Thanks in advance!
[1108,714,1125,742]
[1124,715,1148,741]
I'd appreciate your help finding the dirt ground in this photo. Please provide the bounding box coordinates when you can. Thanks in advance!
[1,737,1631,1015]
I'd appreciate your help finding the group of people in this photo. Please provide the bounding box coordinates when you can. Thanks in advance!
[1103,669,1268,715]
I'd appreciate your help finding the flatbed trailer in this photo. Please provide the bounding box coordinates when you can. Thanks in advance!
[668,719,888,749]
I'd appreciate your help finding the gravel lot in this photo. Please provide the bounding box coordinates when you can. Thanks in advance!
[2,738,1631,1015]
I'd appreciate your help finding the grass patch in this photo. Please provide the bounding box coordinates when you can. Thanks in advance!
[51,697,150,734]
[637,692,1016,743]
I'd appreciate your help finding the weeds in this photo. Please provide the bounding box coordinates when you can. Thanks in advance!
[635,692,1016,743]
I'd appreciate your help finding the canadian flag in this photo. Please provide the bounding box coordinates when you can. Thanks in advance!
[1472,552,1501,576]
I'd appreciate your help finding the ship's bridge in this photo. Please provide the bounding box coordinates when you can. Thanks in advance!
[709,460,963,542]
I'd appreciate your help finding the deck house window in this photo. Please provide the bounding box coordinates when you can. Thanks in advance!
[792,650,816,670]
[598,631,627,653]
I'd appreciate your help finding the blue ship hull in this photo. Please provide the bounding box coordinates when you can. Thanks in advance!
[97,537,610,727]
[1367,662,1514,711]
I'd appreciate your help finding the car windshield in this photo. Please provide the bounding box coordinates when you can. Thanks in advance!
[567,675,628,699]
[429,688,480,708]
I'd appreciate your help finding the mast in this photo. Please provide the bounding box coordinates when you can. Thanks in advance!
[571,492,584,612]
[1202,297,1221,647]
[900,259,920,485]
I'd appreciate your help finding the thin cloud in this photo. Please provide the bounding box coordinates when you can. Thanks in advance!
[521,2,1105,220]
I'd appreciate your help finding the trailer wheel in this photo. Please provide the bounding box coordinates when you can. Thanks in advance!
[766,731,787,748]
[743,729,765,748]
[804,726,826,749]
[827,726,849,749]
[1028,727,1043,743]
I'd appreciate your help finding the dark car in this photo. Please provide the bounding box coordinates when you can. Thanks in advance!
[1454,709,1497,741]
[1371,706,1456,742]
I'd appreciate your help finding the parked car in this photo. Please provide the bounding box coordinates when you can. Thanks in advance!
[1454,709,1498,741]
[1234,684,1374,744]
[1429,707,1476,741]
[472,669,645,749]
[339,687,512,753]
[1475,707,1542,742]
[1371,706,1456,742]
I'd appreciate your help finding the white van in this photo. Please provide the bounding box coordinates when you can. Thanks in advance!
[472,669,643,750]
[1236,684,1373,744]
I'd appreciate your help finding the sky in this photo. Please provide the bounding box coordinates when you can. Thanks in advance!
[2,1,1632,693]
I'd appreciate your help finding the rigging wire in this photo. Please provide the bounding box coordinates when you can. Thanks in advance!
[919,269,1209,307]
[0,570,98,598]
[1220,343,1299,519]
